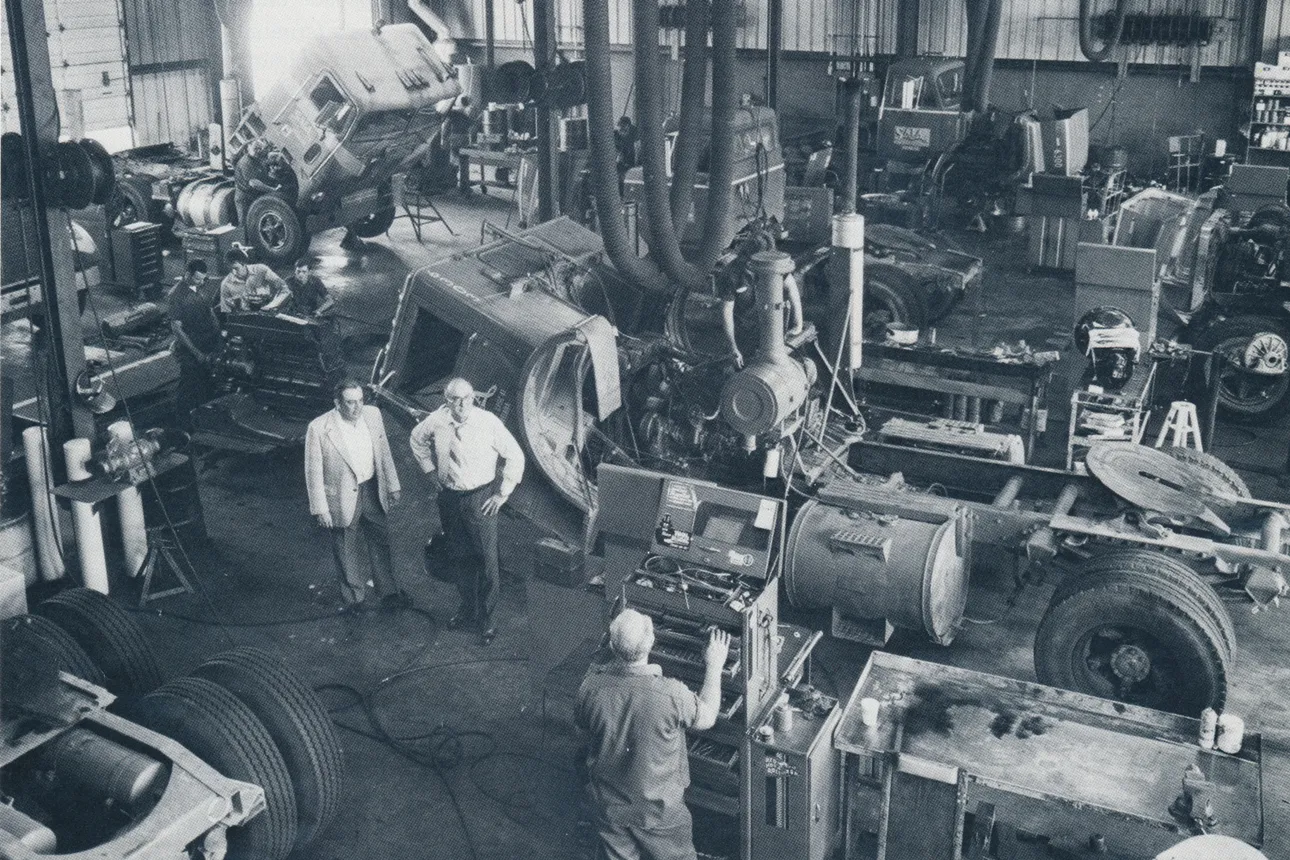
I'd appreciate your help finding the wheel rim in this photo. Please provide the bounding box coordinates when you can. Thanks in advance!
[257,212,288,251]
[111,192,138,228]
[1215,332,1289,413]
[1075,624,1176,706]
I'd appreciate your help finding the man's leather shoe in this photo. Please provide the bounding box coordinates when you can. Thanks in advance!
[480,627,497,646]
[447,612,471,630]
[338,603,365,617]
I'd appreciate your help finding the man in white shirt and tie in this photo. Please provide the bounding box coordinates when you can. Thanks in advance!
[410,377,525,645]
[305,380,407,615]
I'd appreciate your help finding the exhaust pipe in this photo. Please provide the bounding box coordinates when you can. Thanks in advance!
[582,0,669,294]
[670,0,709,229]
[695,0,739,268]
[840,79,863,214]
[635,0,702,287]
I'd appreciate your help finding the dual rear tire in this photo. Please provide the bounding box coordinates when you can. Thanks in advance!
[28,589,343,859]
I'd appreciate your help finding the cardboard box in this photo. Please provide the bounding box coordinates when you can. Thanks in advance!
[1039,108,1089,176]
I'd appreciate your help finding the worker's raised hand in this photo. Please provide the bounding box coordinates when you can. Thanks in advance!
[316,512,333,529]
[480,493,507,517]
[705,628,731,669]
[731,349,744,369]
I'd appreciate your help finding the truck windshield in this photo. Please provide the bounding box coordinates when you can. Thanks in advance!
[936,68,964,109]
[351,110,438,141]
[884,73,933,110]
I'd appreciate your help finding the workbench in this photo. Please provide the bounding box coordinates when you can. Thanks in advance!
[833,653,1264,860]
[457,146,527,193]
[856,342,1054,459]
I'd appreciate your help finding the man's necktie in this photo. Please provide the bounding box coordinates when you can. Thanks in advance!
[446,424,466,483]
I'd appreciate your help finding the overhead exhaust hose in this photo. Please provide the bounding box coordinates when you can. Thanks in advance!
[635,0,704,287]
[582,0,670,294]
[963,0,1002,112]
[670,0,709,230]
[973,0,1003,111]
[696,0,739,268]
[1079,0,1129,62]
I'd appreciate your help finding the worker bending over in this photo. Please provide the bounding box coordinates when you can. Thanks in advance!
[575,609,731,860]
[219,248,290,313]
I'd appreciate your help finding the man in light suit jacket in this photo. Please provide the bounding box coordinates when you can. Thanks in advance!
[305,379,409,614]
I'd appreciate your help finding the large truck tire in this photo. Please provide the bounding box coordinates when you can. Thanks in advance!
[245,194,307,265]
[864,264,928,339]
[192,647,345,848]
[33,588,164,697]
[1035,550,1231,715]
[1245,203,1290,231]
[1191,315,1290,424]
[348,206,397,238]
[1164,446,1252,500]
[1,614,106,686]
[126,677,298,860]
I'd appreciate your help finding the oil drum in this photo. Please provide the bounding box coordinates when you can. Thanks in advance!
[784,493,971,645]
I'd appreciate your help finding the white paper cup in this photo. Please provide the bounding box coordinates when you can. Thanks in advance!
[1216,714,1245,754]
[859,697,881,727]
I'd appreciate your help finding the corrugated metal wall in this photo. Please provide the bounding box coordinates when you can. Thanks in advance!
[1,0,132,142]
[919,0,1255,67]
[461,0,1262,68]
[121,0,218,147]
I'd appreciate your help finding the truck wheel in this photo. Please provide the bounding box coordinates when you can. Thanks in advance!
[245,194,306,265]
[1246,203,1290,231]
[864,265,928,340]
[125,677,298,860]
[106,181,150,229]
[1164,446,1251,500]
[1035,551,1231,715]
[1192,315,1290,424]
[348,206,397,239]
[1,614,106,686]
[192,647,344,849]
[921,281,961,323]
[34,588,164,697]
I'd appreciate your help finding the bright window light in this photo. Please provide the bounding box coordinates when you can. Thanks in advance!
[249,0,373,99]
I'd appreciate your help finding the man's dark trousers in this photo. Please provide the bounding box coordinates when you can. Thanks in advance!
[437,485,499,630]
[330,480,397,606]
[174,355,215,431]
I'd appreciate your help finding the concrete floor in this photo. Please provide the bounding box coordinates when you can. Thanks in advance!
[8,189,1290,859]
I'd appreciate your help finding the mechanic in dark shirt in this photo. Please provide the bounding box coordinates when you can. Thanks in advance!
[284,257,335,318]
[233,138,280,234]
[575,609,730,860]
[166,259,222,429]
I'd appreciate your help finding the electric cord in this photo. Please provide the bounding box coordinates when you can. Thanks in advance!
[313,653,576,859]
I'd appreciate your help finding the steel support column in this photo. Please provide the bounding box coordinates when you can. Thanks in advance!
[766,0,782,109]
[5,0,95,464]
[533,0,560,222]
[896,0,921,57]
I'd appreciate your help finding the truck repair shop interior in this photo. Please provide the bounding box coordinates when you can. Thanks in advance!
[2,0,1290,859]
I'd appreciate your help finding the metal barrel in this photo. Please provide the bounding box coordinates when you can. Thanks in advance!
[784,497,970,645]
